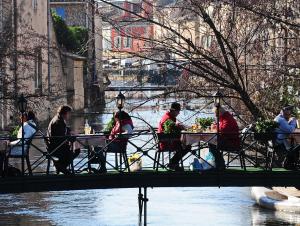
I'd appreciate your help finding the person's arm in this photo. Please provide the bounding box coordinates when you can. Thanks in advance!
[121,124,133,134]
[176,122,185,131]
[278,117,296,134]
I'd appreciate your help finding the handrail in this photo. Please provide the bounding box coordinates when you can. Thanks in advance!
[1,130,300,176]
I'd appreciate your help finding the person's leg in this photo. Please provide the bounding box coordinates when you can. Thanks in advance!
[94,146,107,173]
[52,148,73,175]
[274,144,287,167]
[284,145,300,170]
[169,145,191,168]
[208,144,225,170]
[106,141,126,170]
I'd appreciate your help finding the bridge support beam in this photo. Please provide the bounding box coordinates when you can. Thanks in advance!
[138,187,148,226]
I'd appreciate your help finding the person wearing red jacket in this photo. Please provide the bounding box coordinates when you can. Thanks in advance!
[157,102,190,170]
[210,106,240,170]
[108,111,134,151]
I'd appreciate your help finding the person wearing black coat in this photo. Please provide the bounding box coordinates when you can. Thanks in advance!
[47,105,79,174]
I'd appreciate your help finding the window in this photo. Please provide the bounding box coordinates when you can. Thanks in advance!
[201,35,211,48]
[123,36,132,48]
[32,0,37,11]
[34,49,42,92]
[114,36,121,49]
[103,38,111,50]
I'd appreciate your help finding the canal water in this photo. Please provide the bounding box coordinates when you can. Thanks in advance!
[0,95,300,226]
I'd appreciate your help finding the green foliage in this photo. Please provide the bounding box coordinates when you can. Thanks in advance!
[163,119,181,134]
[255,119,278,134]
[51,11,88,56]
[10,125,20,139]
[103,117,115,133]
[196,117,214,130]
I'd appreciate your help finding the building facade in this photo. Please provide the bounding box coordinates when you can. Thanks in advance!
[51,0,105,108]
[102,0,154,56]
[0,0,86,129]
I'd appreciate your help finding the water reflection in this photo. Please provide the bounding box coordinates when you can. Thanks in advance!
[251,206,300,226]
[1,188,300,225]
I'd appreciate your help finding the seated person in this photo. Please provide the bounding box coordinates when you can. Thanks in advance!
[274,106,298,168]
[107,111,134,152]
[274,106,297,149]
[47,105,80,175]
[209,106,240,170]
[158,102,190,171]
[10,111,37,156]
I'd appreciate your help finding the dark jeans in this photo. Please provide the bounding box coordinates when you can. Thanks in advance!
[273,144,287,167]
[52,146,79,170]
[208,144,225,170]
[276,144,300,169]
[169,145,191,166]
[92,147,107,170]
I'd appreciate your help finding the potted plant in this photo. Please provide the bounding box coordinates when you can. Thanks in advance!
[10,125,20,141]
[162,119,182,139]
[254,119,278,142]
[196,117,214,131]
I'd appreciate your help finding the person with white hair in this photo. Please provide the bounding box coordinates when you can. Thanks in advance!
[274,105,297,149]
[274,105,298,169]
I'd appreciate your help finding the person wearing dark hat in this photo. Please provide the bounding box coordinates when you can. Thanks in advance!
[157,102,190,170]
[274,106,298,168]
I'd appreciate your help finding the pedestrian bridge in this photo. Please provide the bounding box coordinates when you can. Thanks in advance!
[1,130,300,194]
[0,168,299,194]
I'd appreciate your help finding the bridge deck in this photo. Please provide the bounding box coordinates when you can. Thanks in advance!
[1,168,299,194]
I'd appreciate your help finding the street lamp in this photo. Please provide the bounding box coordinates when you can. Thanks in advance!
[18,93,27,113]
[213,90,222,170]
[116,91,125,110]
[213,90,222,107]
[17,94,27,176]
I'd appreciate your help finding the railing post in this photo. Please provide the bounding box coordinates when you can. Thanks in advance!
[138,187,148,226]
[138,187,143,226]
[144,187,148,226]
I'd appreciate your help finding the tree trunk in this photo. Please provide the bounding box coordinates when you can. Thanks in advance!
[239,89,264,120]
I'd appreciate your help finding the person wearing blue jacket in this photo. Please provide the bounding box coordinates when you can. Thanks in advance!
[274,105,298,169]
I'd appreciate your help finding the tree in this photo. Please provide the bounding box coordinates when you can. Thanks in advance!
[97,0,299,121]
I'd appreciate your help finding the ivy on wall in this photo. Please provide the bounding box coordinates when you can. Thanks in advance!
[52,11,88,56]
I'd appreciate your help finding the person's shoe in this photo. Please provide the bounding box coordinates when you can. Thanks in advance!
[217,165,225,171]
[53,161,71,175]
[167,163,181,171]
[98,167,107,174]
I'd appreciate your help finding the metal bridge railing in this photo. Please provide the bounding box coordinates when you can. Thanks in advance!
[1,130,300,177]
